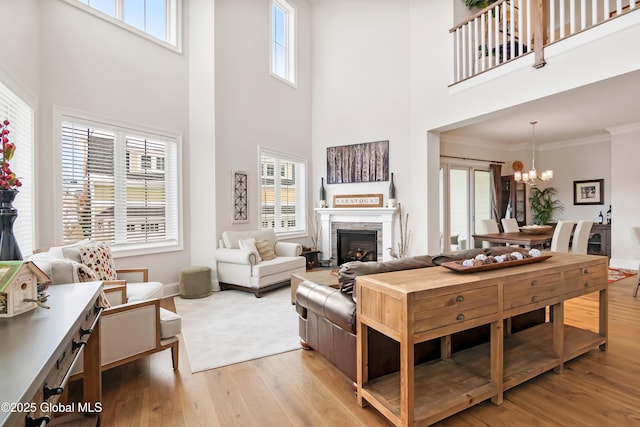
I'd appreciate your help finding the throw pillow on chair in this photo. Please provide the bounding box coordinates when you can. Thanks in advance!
[79,244,118,280]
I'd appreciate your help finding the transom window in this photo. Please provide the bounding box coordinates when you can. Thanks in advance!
[66,0,180,50]
[271,0,296,86]
[59,112,181,255]
[259,147,306,236]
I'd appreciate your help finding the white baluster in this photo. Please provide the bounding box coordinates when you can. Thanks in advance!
[549,0,556,43]
[570,0,576,35]
[559,0,565,38]
[517,0,523,59]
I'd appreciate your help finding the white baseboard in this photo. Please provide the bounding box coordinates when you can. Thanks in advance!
[609,257,640,271]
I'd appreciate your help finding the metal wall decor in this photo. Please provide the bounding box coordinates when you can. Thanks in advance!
[232,170,249,223]
[326,140,389,184]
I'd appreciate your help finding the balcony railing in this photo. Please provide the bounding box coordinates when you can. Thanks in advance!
[450,0,639,84]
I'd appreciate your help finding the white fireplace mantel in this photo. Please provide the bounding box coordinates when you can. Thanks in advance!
[314,207,398,262]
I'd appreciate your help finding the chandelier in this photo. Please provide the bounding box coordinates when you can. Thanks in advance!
[514,121,553,186]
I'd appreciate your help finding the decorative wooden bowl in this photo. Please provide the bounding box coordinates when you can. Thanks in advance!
[519,225,553,235]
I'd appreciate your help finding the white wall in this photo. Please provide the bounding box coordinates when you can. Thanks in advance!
[215,0,312,240]
[34,1,191,286]
[537,139,612,223]
[189,0,217,286]
[609,125,640,269]
[311,0,415,255]
[0,0,39,97]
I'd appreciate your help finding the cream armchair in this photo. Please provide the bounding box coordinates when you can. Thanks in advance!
[29,241,181,377]
[215,228,306,297]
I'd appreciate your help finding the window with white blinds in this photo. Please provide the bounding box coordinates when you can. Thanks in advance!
[0,80,34,256]
[60,116,180,253]
[259,147,306,236]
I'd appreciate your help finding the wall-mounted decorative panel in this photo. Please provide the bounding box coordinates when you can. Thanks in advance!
[232,170,248,223]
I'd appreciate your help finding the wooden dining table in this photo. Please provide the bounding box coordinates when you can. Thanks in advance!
[472,231,554,247]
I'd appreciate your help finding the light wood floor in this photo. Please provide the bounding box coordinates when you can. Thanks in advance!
[70,273,640,426]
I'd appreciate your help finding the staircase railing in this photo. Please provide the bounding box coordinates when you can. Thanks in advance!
[450,0,639,84]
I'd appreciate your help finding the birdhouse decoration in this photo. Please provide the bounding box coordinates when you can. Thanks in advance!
[0,261,50,317]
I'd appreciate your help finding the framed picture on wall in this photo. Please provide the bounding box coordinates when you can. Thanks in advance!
[232,170,249,223]
[326,140,389,184]
[573,179,604,205]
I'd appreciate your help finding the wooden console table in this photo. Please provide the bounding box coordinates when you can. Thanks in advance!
[356,252,608,426]
[0,282,103,427]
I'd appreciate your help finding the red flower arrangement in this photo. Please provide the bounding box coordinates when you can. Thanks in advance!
[0,120,21,190]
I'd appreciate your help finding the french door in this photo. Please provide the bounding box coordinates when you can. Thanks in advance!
[440,163,492,253]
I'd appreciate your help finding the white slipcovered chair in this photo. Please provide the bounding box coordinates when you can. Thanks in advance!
[478,219,500,248]
[215,228,306,297]
[550,221,576,253]
[28,240,181,377]
[501,218,521,233]
[570,220,594,255]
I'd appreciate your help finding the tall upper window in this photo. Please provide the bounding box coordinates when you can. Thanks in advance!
[271,0,296,86]
[0,80,34,256]
[59,112,181,255]
[68,0,180,50]
[259,147,306,236]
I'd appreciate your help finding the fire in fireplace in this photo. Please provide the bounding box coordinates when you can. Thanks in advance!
[336,229,377,265]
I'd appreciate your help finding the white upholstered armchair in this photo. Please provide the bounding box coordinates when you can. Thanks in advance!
[29,241,181,377]
[215,228,306,297]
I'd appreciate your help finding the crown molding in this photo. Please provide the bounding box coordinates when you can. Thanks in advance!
[606,121,640,136]
[440,134,526,151]
[441,133,611,152]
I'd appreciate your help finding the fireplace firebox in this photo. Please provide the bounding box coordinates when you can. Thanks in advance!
[336,229,377,265]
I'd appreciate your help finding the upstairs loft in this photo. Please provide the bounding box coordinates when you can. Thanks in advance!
[450,0,640,84]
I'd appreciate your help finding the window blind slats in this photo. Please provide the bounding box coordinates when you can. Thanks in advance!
[61,119,178,249]
[0,80,34,256]
[259,148,305,234]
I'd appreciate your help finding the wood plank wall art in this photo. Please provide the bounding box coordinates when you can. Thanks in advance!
[326,140,389,184]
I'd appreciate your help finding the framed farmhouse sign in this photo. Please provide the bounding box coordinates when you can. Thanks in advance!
[333,194,384,208]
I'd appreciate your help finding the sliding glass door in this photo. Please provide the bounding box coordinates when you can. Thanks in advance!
[440,163,491,253]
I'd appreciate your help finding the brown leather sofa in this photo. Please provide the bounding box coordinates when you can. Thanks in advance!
[295,248,545,382]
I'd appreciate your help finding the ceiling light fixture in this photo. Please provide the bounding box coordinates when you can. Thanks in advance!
[514,121,553,186]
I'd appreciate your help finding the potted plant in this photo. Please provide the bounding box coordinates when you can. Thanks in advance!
[529,186,564,225]
[464,0,498,9]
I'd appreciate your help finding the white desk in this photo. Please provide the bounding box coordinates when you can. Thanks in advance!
[0,282,103,426]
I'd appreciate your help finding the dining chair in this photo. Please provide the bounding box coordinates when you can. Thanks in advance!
[550,221,576,253]
[501,218,520,233]
[570,220,594,255]
[479,219,500,248]
[479,219,500,234]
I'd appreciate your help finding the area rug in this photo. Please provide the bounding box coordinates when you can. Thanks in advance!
[608,267,637,284]
[174,286,300,373]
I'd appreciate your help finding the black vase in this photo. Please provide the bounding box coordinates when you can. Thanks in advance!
[0,189,23,261]
[319,177,326,201]
[388,173,396,199]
